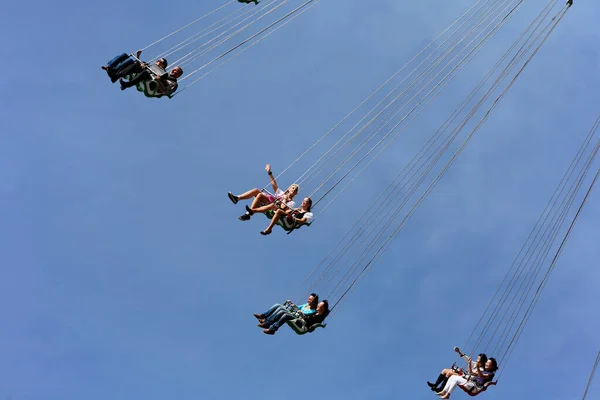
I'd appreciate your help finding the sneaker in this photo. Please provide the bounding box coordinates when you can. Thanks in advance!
[245,205,254,215]
[228,192,238,204]
[239,213,251,221]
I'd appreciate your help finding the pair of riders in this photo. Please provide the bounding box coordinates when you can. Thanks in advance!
[228,164,313,235]
[427,347,499,398]
[102,50,184,98]
[253,293,329,335]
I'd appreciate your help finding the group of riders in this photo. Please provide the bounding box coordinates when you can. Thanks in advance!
[102,2,501,393]
[228,164,497,397]
[100,1,264,98]
[427,347,499,398]
[227,164,313,235]
[102,50,184,98]
[252,292,496,397]
[253,293,329,335]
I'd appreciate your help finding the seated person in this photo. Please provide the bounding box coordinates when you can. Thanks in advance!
[253,294,318,325]
[228,164,299,221]
[260,197,313,235]
[120,65,183,98]
[427,347,487,392]
[436,358,498,399]
[102,50,145,83]
[261,300,329,335]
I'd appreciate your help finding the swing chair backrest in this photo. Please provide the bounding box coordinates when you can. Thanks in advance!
[137,79,160,97]
[286,221,312,234]
[458,381,497,397]
[124,72,166,99]
[286,318,327,335]
[125,66,173,99]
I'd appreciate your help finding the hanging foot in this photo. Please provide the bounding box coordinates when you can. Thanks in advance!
[228,192,239,204]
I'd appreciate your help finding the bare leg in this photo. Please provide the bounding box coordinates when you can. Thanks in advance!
[261,210,285,234]
[238,192,271,221]
[237,188,262,200]
[441,369,457,377]
[250,193,273,210]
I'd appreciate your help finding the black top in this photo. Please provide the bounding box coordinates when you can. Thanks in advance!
[302,312,327,326]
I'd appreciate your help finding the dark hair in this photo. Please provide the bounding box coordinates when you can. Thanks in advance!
[321,300,330,315]
[486,358,498,372]
[159,58,168,68]
[478,353,488,366]
[304,197,313,212]
[309,293,319,308]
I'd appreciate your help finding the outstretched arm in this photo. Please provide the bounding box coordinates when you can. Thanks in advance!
[266,164,279,192]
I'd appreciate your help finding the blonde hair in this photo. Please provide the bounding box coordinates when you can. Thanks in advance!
[288,184,299,194]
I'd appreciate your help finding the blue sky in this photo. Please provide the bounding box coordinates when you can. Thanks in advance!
[2,0,599,399]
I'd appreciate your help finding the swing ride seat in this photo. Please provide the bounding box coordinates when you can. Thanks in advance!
[458,381,497,397]
[278,300,326,334]
[286,318,327,335]
[448,362,498,397]
[125,64,173,99]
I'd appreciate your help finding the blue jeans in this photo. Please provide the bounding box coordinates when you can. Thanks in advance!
[260,304,284,319]
[266,309,288,324]
[269,312,296,331]
[106,53,137,81]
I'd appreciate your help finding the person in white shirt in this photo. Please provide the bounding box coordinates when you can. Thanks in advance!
[228,164,299,221]
[427,347,487,393]
[260,197,313,235]
[437,358,498,398]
